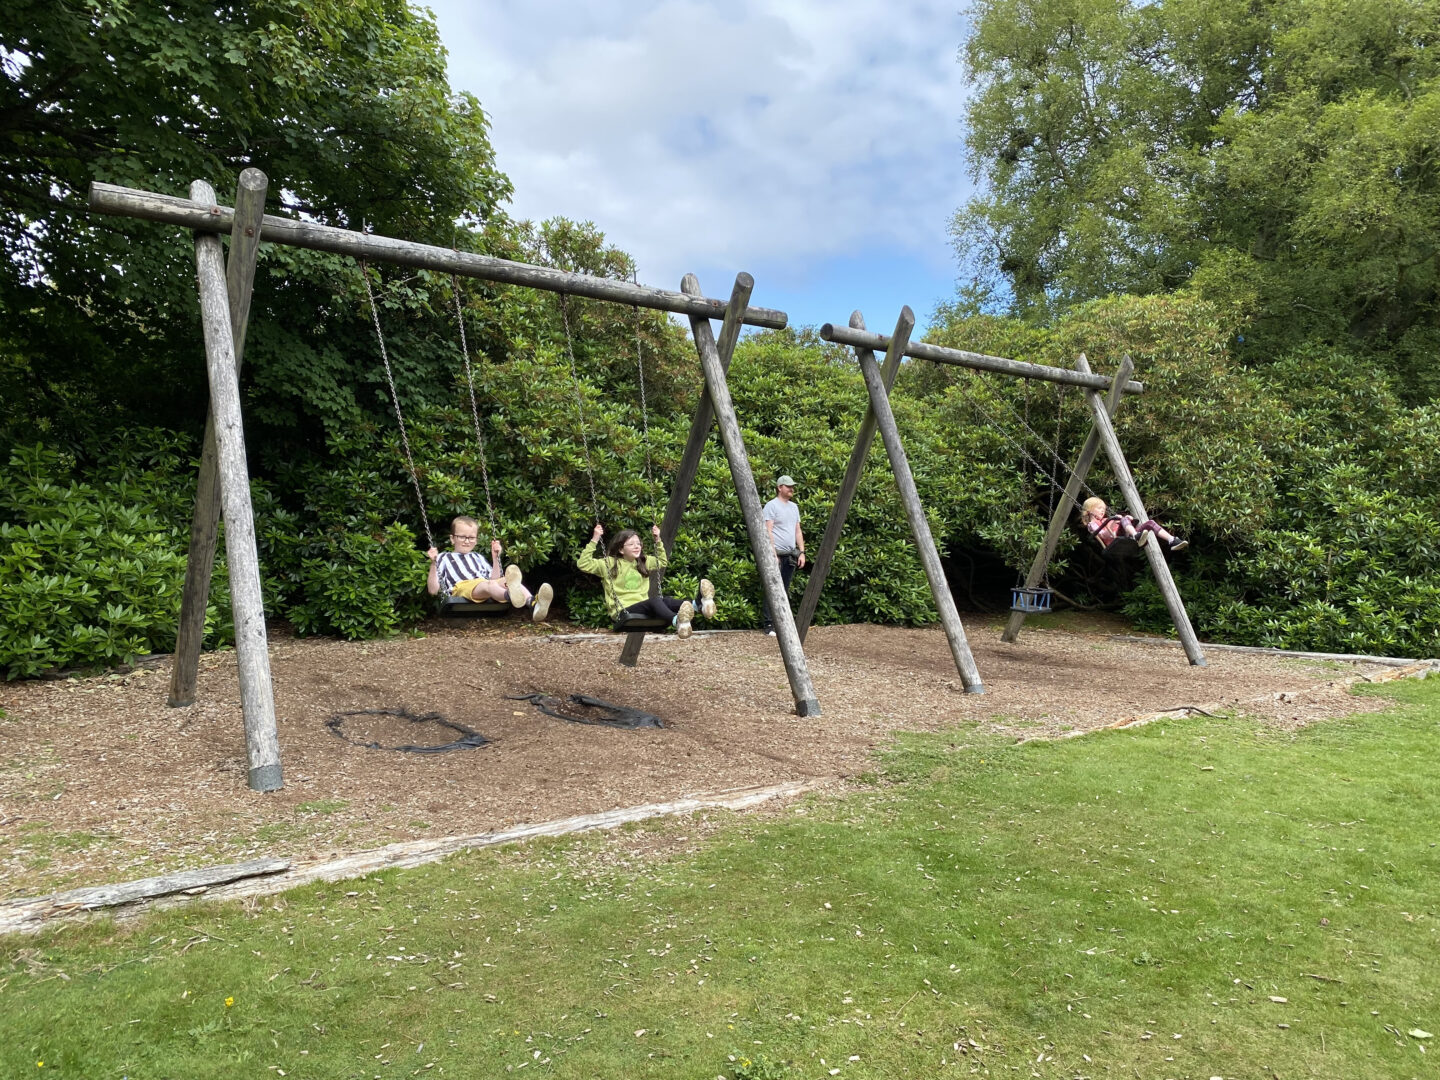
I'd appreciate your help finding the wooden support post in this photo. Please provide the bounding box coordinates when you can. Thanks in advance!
[1002,353,1133,644]
[620,276,751,670]
[618,632,647,667]
[685,273,822,717]
[190,179,284,791]
[795,307,913,643]
[658,274,750,550]
[1080,357,1207,667]
[169,169,268,707]
[857,343,985,693]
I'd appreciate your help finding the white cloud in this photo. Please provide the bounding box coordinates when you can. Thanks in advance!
[425,2,972,289]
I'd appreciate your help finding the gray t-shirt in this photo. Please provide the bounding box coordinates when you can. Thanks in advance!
[762,497,801,554]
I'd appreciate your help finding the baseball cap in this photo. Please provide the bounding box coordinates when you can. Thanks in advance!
[776,475,796,487]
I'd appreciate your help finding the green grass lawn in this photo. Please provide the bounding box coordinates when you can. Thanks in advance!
[3,680,1437,1079]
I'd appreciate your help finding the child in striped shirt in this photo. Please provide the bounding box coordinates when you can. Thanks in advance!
[426,516,553,621]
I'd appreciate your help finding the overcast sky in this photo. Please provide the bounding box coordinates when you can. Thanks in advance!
[421,0,976,334]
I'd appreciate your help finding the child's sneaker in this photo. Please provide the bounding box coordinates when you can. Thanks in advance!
[1169,537,1189,552]
[675,600,695,640]
[530,582,553,622]
[504,564,525,607]
[1136,531,1151,548]
[698,578,716,620]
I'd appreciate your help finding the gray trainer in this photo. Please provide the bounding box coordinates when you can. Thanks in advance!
[698,578,716,620]
[531,582,553,622]
[675,600,695,639]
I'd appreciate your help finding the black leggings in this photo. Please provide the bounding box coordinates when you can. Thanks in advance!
[624,596,684,621]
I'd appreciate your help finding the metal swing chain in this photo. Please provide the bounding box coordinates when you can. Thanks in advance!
[361,260,434,550]
[1040,385,1067,588]
[968,375,1099,502]
[962,380,1079,500]
[558,291,603,525]
[450,275,498,542]
[630,271,658,525]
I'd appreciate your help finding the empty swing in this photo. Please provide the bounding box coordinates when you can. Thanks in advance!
[962,377,1079,613]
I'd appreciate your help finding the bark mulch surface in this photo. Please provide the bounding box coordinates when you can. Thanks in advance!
[0,616,1394,901]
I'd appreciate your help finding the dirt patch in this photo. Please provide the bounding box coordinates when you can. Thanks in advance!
[0,617,1398,900]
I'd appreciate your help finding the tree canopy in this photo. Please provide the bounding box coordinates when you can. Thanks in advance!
[0,0,511,446]
[954,0,1440,397]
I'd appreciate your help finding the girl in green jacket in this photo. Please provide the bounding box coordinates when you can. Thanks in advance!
[578,523,716,638]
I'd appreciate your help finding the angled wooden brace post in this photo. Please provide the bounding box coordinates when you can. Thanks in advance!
[617,275,750,668]
[1002,353,1134,644]
[794,308,911,644]
[854,323,985,693]
[189,179,284,790]
[684,273,822,716]
[169,168,267,708]
[1078,355,1206,666]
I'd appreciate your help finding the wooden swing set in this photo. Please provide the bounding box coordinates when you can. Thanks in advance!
[802,316,1207,689]
[88,167,1204,794]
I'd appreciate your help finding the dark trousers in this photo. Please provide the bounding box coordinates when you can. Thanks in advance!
[624,596,684,621]
[761,552,798,630]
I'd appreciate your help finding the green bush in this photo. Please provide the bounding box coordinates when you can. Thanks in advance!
[0,439,230,679]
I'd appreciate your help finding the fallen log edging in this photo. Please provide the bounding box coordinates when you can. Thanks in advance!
[1024,659,1435,744]
[1108,636,1440,671]
[0,779,827,936]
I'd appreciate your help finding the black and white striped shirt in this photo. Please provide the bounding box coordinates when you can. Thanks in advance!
[434,551,498,594]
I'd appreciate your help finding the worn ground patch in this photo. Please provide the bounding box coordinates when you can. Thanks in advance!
[0,615,1396,899]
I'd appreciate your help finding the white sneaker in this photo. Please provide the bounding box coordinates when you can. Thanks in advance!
[504,564,526,606]
[766,629,776,637]
[531,582,553,622]
[698,578,716,620]
[675,600,694,639]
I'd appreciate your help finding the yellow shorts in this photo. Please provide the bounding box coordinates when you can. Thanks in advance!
[450,577,498,602]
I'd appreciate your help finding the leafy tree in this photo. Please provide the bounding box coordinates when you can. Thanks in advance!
[0,0,511,449]
[955,0,1440,397]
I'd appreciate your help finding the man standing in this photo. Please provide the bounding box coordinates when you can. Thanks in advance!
[760,474,806,635]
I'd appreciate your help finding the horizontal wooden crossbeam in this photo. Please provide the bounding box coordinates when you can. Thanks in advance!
[88,182,789,329]
[819,322,1144,393]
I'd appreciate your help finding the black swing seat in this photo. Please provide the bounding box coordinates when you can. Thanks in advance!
[1098,534,1141,557]
[1010,586,1053,614]
[439,596,513,619]
[611,609,672,633]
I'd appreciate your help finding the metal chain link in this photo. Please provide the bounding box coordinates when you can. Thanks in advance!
[966,375,1099,502]
[451,276,498,541]
[360,260,433,550]
[558,291,602,524]
[630,271,657,525]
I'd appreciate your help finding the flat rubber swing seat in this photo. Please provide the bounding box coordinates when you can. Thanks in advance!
[611,609,672,632]
[439,596,511,618]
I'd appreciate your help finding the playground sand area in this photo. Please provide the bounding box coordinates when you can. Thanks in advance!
[0,617,1399,901]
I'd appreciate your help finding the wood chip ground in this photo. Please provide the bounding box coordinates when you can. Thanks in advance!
[0,616,1401,901]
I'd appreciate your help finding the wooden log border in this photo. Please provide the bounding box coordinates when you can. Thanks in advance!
[0,779,827,935]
